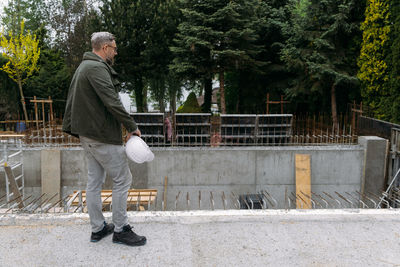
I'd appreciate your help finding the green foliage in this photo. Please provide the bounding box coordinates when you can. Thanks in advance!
[100,0,165,112]
[282,0,364,121]
[0,55,19,119]
[3,0,400,122]
[171,0,264,113]
[0,0,92,119]
[225,0,292,114]
[177,92,202,113]
[0,20,40,85]
[1,0,47,35]
[143,0,181,112]
[0,20,41,121]
[358,0,391,120]
[388,0,400,123]
[25,48,71,114]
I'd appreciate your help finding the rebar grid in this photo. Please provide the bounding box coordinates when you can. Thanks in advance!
[1,113,358,148]
[1,188,399,214]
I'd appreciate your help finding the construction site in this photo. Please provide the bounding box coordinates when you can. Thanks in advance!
[1,101,400,266]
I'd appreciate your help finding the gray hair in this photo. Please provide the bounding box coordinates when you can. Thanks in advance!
[91,32,115,50]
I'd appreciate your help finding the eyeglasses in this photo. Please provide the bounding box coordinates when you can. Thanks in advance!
[106,45,118,52]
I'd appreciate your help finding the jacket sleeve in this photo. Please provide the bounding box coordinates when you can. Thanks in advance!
[86,65,137,133]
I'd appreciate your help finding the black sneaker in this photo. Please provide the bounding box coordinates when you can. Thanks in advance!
[90,222,115,242]
[113,225,146,246]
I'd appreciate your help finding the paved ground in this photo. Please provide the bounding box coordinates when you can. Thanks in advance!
[0,209,400,267]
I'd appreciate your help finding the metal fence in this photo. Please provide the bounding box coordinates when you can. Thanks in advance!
[358,116,400,140]
[0,113,359,148]
[131,113,165,146]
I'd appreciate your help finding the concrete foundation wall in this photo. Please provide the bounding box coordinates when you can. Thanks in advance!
[148,147,365,209]
[0,136,387,209]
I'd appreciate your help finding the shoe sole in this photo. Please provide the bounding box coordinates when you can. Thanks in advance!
[112,239,147,247]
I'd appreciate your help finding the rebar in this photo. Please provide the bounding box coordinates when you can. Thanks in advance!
[1,189,398,213]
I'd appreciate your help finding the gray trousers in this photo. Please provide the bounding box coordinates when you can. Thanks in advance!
[80,136,132,233]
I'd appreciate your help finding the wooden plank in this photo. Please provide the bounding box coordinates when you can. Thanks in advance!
[75,189,157,193]
[0,120,42,123]
[295,154,311,209]
[71,195,156,205]
[70,189,157,206]
[4,165,24,209]
[29,99,53,103]
[0,134,25,137]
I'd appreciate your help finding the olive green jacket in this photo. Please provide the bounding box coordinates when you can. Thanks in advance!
[62,52,137,145]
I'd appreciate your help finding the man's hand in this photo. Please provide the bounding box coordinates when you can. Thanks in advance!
[126,129,141,142]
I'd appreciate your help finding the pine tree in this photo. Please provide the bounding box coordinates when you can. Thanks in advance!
[170,0,215,113]
[100,0,153,112]
[144,0,181,113]
[225,0,292,114]
[282,0,364,124]
[171,0,263,114]
[358,0,391,120]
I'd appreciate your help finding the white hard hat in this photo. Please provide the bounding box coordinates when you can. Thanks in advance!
[125,136,154,164]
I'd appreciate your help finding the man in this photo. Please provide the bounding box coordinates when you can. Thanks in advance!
[63,32,146,247]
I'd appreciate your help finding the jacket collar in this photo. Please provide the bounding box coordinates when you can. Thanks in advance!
[82,52,118,76]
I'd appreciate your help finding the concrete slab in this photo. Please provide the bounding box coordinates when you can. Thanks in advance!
[41,150,60,204]
[359,136,388,197]
[1,210,399,266]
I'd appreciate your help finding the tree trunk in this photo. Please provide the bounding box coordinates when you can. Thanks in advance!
[331,83,338,126]
[143,85,148,112]
[17,79,29,124]
[170,90,177,144]
[169,89,177,114]
[134,77,144,112]
[202,77,212,113]
[159,98,165,113]
[236,83,240,113]
[219,71,226,114]
[157,79,166,113]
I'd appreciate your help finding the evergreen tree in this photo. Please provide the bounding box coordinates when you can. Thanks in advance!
[0,55,19,120]
[144,0,181,113]
[225,0,292,114]
[282,0,364,125]
[170,0,214,113]
[358,0,391,120]
[177,92,202,113]
[171,0,263,114]
[100,0,157,112]
[1,0,47,35]
[25,48,71,115]
[388,0,400,123]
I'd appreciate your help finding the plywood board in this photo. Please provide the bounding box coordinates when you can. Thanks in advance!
[295,154,311,209]
[70,189,157,205]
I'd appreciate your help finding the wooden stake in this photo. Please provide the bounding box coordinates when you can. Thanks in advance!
[34,96,39,132]
[49,96,54,125]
